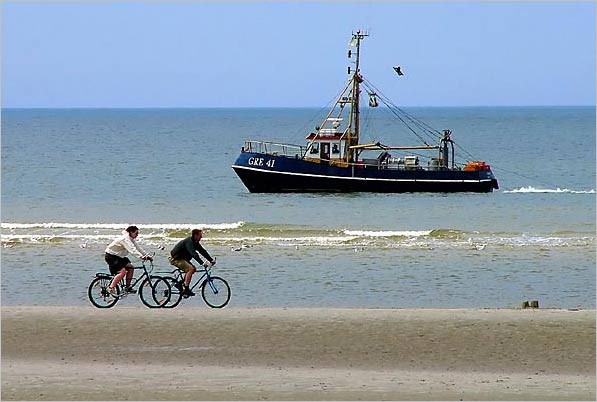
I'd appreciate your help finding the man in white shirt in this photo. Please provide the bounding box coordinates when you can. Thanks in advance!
[104,225,153,296]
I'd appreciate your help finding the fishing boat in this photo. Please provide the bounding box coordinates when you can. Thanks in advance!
[232,30,499,193]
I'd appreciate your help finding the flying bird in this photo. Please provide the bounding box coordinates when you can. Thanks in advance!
[393,66,404,76]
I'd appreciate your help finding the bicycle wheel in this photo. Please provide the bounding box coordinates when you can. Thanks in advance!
[139,276,171,308]
[88,276,118,308]
[201,276,230,308]
[162,276,184,308]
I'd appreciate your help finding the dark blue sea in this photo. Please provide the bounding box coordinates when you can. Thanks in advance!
[1,107,595,308]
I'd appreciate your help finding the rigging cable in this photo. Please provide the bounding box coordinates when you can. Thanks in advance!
[364,77,500,167]
[360,91,377,144]
[364,78,572,191]
[293,82,352,141]
[361,80,433,146]
[362,79,441,145]
[362,77,440,138]
[361,77,564,188]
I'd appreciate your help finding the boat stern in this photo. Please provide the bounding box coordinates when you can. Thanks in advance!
[464,160,498,191]
[491,176,499,190]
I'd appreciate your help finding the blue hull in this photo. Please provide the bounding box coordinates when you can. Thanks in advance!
[232,152,499,193]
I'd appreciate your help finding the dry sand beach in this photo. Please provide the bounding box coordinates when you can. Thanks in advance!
[1,306,595,400]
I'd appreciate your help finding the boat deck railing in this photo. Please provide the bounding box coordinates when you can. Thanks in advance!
[242,140,305,158]
[241,140,466,171]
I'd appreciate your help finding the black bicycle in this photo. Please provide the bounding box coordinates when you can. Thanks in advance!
[160,262,230,308]
[88,259,171,308]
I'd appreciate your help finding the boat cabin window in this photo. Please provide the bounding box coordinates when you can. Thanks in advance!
[332,144,340,154]
[310,144,319,154]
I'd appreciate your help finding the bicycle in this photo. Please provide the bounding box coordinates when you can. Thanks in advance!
[88,259,171,308]
[160,261,230,308]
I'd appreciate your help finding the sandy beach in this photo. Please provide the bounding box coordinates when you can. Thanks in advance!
[1,306,595,400]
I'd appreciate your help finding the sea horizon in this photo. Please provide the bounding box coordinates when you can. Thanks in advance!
[3,105,596,110]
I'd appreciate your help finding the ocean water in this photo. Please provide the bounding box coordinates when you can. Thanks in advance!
[1,107,595,308]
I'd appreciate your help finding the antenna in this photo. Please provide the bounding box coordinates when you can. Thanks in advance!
[345,29,369,163]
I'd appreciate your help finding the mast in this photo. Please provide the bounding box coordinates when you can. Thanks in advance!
[346,30,368,163]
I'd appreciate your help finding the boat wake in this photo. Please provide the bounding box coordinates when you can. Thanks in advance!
[503,186,595,194]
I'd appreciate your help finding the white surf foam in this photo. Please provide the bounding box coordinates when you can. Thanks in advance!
[504,186,595,194]
[0,221,246,230]
[343,230,432,237]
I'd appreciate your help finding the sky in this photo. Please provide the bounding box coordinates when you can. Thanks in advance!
[2,1,596,108]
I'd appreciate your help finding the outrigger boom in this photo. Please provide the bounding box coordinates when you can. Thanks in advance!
[350,143,440,151]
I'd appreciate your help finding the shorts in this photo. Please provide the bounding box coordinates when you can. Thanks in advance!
[168,256,194,272]
[105,253,131,275]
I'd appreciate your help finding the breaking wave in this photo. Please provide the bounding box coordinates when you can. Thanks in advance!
[343,230,432,237]
[1,222,245,230]
[1,221,593,250]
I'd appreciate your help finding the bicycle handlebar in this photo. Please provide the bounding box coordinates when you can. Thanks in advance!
[132,259,154,270]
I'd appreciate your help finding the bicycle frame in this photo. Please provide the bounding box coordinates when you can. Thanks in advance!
[159,261,230,308]
[124,261,155,291]
[169,265,214,291]
[97,260,155,296]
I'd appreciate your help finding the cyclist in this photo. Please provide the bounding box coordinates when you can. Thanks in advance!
[168,229,216,297]
[104,225,153,296]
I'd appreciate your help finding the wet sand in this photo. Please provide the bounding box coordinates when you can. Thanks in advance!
[2,306,595,400]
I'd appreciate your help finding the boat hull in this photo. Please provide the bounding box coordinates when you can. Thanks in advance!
[232,152,499,193]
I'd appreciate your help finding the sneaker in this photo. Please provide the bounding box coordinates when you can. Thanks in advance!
[126,286,136,294]
[108,287,119,297]
[184,287,196,297]
[174,281,184,292]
